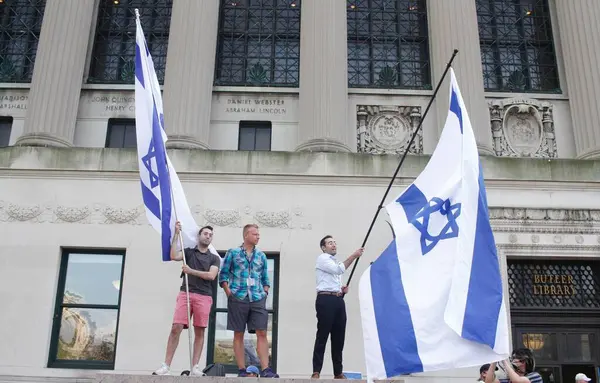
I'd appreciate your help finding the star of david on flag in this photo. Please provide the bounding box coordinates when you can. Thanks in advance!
[359,69,509,382]
[134,12,217,261]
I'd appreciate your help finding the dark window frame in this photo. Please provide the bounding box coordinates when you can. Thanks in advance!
[206,252,280,374]
[214,0,302,87]
[47,248,127,370]
[238,121,272,151]
[346,0,431,89]
[0,0,46,83]
[88,0,172,84]
[105,118,136,148]
[0,116,13,147]
[476,0,561,93]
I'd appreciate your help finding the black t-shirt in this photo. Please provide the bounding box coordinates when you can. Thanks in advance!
[180,247,221,296]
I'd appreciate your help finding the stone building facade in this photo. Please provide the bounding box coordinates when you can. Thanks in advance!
[0,0,599,382]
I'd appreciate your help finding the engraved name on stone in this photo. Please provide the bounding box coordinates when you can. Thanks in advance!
[225,98,287,115]
[0,94,28,111]
[89,95,135,113]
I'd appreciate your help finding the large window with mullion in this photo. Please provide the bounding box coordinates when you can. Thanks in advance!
[206,253,279,374]
[48,248,126,370]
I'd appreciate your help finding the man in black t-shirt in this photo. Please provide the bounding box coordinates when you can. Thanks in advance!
[153,222,221,376]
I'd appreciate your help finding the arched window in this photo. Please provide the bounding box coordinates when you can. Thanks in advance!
[347,0,430,89]
[476,0,560,92]
[0,0,46,82]
[214,0,301,87]
[88,0,172,84]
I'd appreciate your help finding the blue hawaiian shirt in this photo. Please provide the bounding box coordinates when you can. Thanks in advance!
[218,246,270,302]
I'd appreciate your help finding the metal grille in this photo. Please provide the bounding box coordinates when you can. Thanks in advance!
[508,260,600,309]
[88,0,172,84]
[214,0,301,87]
[0,0,46,83]
[476,0,560,92]
[347,0,430,89]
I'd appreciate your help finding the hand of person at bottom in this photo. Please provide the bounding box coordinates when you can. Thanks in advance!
[342,286,349,294]
[182,264,192,275]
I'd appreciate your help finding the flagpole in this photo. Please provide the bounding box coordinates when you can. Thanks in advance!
[345,49,459,288]
[134,7,195,374]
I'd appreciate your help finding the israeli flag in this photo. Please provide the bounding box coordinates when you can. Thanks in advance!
[134,12,217,261]
[359,68,509,380]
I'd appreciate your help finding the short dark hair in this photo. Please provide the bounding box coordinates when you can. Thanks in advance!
[320,235,333,249]
[198,225,213,236]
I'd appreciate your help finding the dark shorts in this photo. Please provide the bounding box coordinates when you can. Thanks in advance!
[227,295,268,332]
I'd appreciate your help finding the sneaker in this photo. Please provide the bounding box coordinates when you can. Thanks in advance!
[311,372,320,379]
[191,364,204,376]
[238,368,249,377]
[334,374,347,379]
[260,367,280,378]
[152,362,170,375]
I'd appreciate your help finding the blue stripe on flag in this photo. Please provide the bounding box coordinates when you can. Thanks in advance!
[450,89,463,134]
[397,184,427,221]
[371,240,423,376]
[461,162,502,348]
[150,99,173,262]
[140,181,160,220]
[135,43,145,88]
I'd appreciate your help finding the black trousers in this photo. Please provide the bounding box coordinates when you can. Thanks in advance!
[312,294,347,376]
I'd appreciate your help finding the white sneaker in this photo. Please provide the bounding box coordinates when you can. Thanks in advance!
[153,363,171,375]
[191,364,204,376]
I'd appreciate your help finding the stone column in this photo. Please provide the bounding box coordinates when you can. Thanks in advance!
[163,0,218,149]
[427,0,494,155]
[296,0,351,152]
[555,1,600,159]
[16,0,96,147]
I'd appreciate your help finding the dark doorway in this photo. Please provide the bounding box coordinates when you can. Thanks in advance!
[561,365,596,383]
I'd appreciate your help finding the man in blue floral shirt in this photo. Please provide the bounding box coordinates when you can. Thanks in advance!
[219,223,277,378]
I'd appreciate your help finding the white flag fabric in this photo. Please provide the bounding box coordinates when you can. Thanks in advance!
[359,68,509,380]
[134,12,217,260]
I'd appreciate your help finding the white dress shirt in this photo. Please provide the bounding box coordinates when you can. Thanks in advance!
[315,253,345,293]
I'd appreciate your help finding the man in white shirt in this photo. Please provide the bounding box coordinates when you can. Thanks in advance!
[311,235,363,379]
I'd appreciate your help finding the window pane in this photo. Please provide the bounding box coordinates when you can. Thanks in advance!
[239,127,256,151]
[536,366,560,383]
[565,333,594,362]
[63,253,123,306]
[88,1,172,84]
[215,0,301,87]
[106,124,125,148]
[254,128,272,151]
[347,0,430,89]
[521,332,558,361]
[56,308,118,362]
[0,1,46,82]
[213,312,273,367]
[0,121,11,147]
[123,125,137,148]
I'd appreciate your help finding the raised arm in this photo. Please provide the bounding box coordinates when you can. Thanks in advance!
[170,221,183,261]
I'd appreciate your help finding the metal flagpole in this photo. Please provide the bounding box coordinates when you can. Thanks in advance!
[345,49,459,288]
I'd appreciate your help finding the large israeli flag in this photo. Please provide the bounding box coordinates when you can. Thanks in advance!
[359,68,509,380]
[135,12,217,261]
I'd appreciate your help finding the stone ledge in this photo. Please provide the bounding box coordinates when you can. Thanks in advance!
[0,147,599,183]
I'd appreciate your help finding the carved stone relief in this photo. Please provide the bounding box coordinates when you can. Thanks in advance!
[0,200,314,230]
[489,98,557,158]
[357,105,423,155]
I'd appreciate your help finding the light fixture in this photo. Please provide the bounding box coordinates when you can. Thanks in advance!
[231,1,238,5]
[409,5,418,11]
[525,9,532,16]
[113,0,120,4]
[349,3,356,9]
[290,1,296,7]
